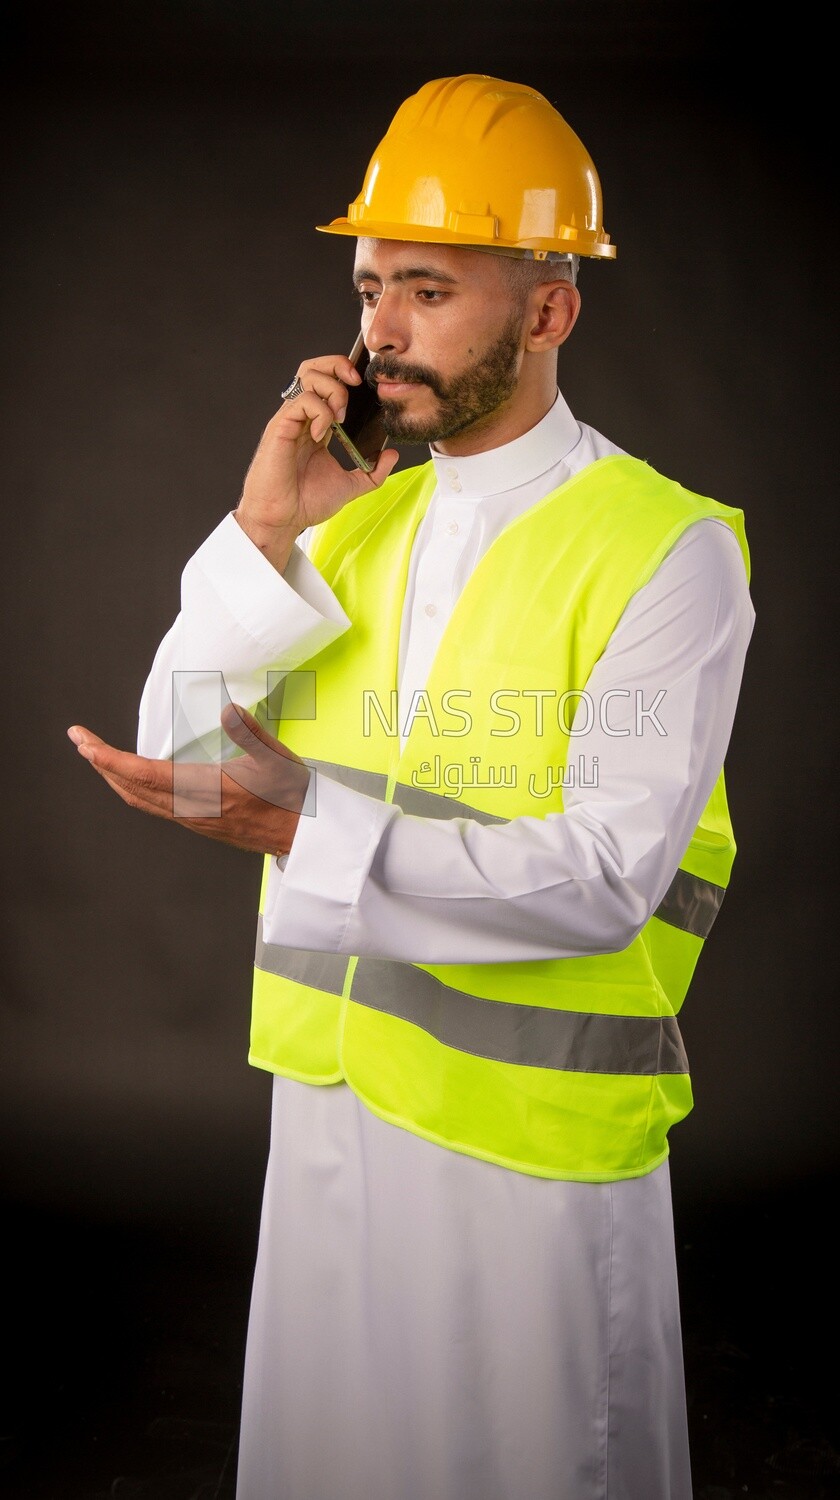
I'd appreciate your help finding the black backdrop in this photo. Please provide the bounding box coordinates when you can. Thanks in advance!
[2,4,837,1495]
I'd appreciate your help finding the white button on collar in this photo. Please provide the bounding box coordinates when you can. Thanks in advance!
[424,603,438,618]
[445,520,459,535]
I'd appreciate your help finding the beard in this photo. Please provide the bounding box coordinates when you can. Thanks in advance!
[365,314,522,444]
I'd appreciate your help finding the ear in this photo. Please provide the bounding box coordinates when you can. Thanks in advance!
[524,281,581,353]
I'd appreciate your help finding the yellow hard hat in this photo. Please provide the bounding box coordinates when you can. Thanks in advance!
[316,74,616,261]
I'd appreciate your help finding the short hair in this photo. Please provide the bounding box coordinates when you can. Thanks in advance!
[497,252,579,298]
[463,246,579,311]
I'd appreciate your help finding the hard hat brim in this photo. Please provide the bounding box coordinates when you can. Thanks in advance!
[315,217,616,259]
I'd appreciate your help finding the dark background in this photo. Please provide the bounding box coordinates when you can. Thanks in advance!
[2,3,837,1497]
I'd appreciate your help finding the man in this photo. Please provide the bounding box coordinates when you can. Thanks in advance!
[69,75,755,1499]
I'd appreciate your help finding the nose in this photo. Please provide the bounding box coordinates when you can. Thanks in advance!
[363,291,408,356]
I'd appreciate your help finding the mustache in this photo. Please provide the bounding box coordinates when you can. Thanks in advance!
[365,356,446,400]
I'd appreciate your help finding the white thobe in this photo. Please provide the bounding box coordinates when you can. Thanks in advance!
[138,392,755,1500]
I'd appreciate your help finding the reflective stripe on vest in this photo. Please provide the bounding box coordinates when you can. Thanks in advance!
[295,758,727,942]
[254,919,688,1076]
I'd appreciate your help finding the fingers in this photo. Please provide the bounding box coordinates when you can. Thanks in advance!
[97,766,177,815]
[67,719,305,847]
[70,729,227,820]
[298,370,353,424]
[221,705,310,816]
[68,724,145,776]
[273,389,339,445]
[67,725,107,754]
[221,702,260,731]
[77,738,175,801]
[282,355,363,428]
[220,702,274,754]
[294,354,362,390]
[346,446,400,494]
[221,703,306,765]
[68,726,175,805]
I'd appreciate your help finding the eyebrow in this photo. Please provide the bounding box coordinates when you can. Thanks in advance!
[353,265,460,288]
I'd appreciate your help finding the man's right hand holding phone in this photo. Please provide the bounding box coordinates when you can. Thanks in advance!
[234,352,398,574]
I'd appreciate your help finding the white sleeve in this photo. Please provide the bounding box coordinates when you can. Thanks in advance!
[137,516,346,758]
[263,519,755,962]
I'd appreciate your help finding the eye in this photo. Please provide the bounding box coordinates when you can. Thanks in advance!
[416,288,445,303]
[353,287,380,307]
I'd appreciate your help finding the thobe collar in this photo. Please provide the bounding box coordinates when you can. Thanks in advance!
[428,389,580,501]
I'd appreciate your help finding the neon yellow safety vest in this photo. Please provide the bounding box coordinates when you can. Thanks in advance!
[249,455,750,1182]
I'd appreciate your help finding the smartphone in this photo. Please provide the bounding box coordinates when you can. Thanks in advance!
[329,334,388,473]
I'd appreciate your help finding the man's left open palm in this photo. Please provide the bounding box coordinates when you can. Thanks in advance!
[67,703,309,857]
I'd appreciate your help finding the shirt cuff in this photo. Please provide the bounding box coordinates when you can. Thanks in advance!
[185,512,350,662]
[262,771,400,953]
